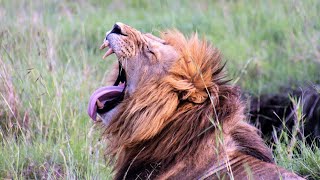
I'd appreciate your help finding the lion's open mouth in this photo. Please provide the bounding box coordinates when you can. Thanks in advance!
[88,24,130,121]
[87,63,126,121]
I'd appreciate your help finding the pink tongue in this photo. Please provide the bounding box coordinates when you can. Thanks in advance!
[87,85,124,121]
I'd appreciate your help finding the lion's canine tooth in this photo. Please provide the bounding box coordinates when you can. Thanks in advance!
[100,40,109,50]
[96,99,104,109]
[102,48,114,59]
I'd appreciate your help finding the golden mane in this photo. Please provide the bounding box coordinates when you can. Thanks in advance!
[98,28,302,179]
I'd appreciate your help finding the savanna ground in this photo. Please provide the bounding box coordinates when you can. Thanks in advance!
[0,0,319,179]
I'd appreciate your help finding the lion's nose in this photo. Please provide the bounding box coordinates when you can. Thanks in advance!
[110,23,123,35]
[106,22,127,40]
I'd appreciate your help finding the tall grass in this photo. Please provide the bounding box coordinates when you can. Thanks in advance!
[0,0,319,179]
[273,97,320,179]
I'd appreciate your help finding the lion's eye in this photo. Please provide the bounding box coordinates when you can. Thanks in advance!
[148,49,155,56]
[147,46,157,59]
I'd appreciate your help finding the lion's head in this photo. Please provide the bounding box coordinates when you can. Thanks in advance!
[87,23,281,179]
[88,22,223,136]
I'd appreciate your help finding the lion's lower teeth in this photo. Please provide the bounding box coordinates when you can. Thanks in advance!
[103,48,114,59]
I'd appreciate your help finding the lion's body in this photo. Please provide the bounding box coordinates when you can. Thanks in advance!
[95,23,303,179]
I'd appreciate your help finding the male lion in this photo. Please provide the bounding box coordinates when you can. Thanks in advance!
[88,23,303,180]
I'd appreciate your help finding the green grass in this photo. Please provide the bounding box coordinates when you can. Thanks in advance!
[0,0,319,179]
[273,97,320,179]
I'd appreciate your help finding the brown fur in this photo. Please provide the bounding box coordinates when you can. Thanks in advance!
[99,24,303,179]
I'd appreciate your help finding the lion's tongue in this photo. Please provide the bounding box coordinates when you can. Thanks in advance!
[87,85,124,121]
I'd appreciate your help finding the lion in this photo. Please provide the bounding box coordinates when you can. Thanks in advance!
[88,22,304,180]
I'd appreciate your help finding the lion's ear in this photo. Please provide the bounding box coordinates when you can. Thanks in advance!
[164,76,211,104]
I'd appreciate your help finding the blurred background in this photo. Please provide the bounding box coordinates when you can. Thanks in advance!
[0,0,319,179]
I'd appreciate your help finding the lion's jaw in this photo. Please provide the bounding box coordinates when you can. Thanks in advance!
[88,22,179,123]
